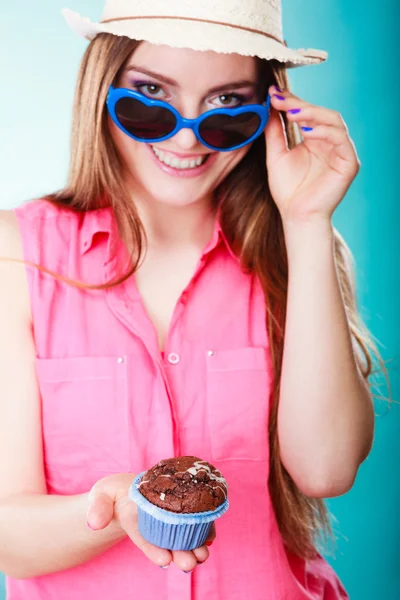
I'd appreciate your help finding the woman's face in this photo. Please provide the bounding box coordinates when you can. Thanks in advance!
[110,42,261,208]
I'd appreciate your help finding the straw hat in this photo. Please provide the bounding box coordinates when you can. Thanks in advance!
[62,0,328,69]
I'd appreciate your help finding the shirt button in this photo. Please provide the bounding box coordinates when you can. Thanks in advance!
[168,353,180,365]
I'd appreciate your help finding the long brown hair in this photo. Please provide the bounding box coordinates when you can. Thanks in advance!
[18,33,390,558]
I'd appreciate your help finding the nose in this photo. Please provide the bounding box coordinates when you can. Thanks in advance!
[170,97,206,151]
[171,124,203,151]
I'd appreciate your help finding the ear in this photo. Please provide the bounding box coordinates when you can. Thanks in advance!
[264,106,289,169]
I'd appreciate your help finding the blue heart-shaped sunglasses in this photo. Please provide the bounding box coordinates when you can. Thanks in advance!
[107,85,271,152]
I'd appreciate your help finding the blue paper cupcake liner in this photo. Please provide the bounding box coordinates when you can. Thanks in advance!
[129,471,229,550]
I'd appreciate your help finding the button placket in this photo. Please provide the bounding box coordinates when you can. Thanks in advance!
[104,283,181,456]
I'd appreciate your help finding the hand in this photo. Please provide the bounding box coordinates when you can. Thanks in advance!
[264,85,361,224]
[86,473,215,572]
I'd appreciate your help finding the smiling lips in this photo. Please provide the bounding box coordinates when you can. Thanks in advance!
[151,145,209,170]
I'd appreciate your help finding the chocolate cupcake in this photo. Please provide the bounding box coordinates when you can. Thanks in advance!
[138,456,228,513]
[129,456,229,550]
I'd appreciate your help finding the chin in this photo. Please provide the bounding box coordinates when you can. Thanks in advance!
[144,183,208,208]
[129,164,214,205]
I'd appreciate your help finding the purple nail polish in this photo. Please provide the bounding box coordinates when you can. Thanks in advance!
[273,94,285,101]
[288,108,301,114]
[274,85,283,92]
[183,570,193,574]
[301,126,313,131]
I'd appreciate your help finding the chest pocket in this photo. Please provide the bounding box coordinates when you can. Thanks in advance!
[36,355,131,493]
[206,347,271,462]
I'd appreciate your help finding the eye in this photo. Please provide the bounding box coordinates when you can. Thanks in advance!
[212,93,247,108]
[134,82,167,100]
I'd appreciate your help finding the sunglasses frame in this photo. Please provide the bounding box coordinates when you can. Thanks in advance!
[106,85,271,152]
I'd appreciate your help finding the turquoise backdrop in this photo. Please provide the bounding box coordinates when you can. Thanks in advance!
[0,1,398,598]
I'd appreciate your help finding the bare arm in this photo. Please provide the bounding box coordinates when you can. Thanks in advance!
[0,211,209,578]
[0,211,128,578]
[278,218,374,498]
[0,493,127,579]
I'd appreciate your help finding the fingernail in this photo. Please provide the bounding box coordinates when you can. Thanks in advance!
[301,126,313,131]
[197,560,205,565]
[159,565,170,569]
[183,570,193,574]
[274,86,283,92]
[288,108,301,114]
[206,541,213,547]
[86,521,95,530]
[273,94,286,101]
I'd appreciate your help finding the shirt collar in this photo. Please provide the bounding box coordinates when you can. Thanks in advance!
[202,215,238,261]
[80,206,238,262]
[80,206,115,256]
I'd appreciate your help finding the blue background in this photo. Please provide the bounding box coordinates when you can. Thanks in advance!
[0,1,398,598]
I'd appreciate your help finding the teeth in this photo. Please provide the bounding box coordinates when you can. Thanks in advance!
[152,146,207,170]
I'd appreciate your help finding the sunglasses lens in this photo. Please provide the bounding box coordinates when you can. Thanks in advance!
[199,112,261,149]
[115,97,177,140]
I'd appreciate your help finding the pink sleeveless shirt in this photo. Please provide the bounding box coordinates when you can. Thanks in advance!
[8,199,349,600]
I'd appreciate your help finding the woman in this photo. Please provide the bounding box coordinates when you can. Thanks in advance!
[0,1,385,599]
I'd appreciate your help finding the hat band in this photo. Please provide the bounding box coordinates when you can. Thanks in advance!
[101,15,286,46]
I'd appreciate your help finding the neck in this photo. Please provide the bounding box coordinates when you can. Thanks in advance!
[130,190,217,252]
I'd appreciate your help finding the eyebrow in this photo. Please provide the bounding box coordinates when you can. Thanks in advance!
[124,65,258,94]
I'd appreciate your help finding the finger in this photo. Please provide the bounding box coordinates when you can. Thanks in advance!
[287,106,346,130]
[269,86,346,130]
[299,124,359,165]
[113,496,172,567]
[87,492,115,530]
[192,544,210,564]
[171,549,198,573]
[131,531,173,567]
[125,514,173,567]
[265,106,289,167]
[192,523,216,564]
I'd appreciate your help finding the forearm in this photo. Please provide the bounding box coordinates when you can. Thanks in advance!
[0,492,127,579]
[278,217,374,497]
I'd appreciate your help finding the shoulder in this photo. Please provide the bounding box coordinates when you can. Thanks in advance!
[14,197,75,224]
[0,198,67,259]
[0,209,32,323]
[0,209,23,260]
[0,200,65,315]
[12,198,86,259]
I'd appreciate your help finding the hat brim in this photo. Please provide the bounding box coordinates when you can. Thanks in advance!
[62,9,327,69]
